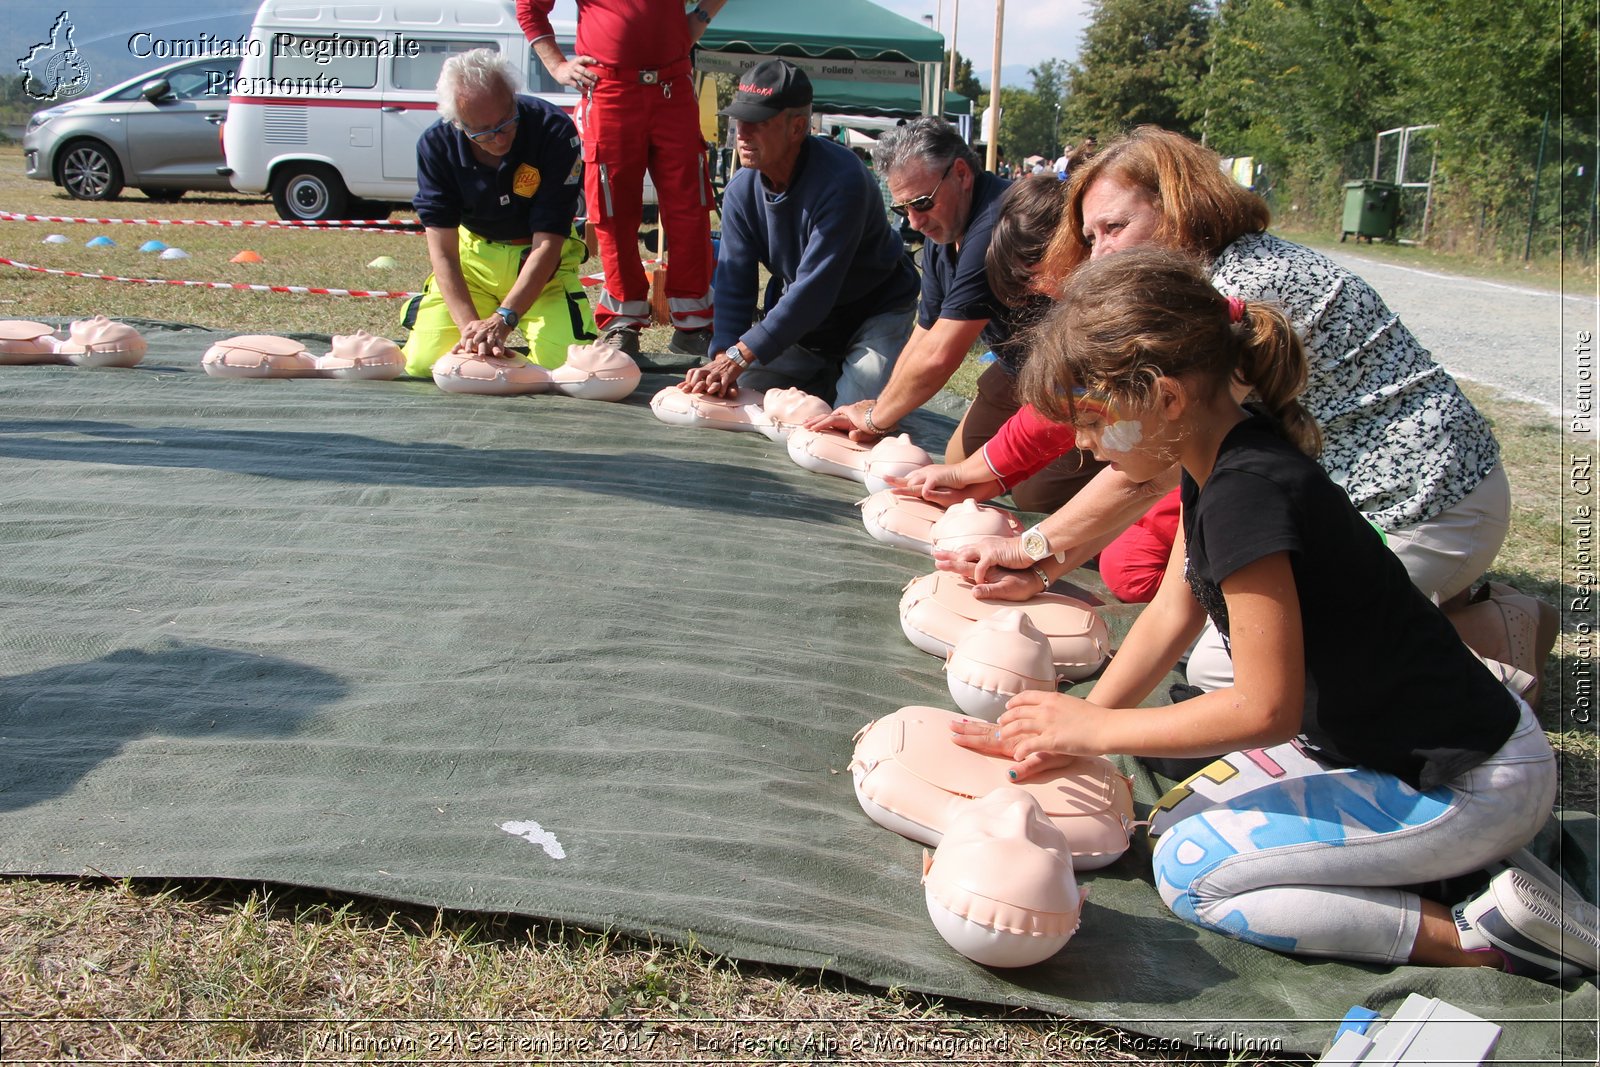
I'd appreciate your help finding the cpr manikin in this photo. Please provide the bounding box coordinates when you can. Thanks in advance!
[899,571,1111,680]
[785,427,873,482]
[859,491,1024,555]
[759,387,831,442]
[0,321,60,364]
[945,609,1056,721]
[549,342,642,402]
[434,342,642,400]
[929,498,1027,554]
[315,331,406,380]
[863,434,933,494]
[433,351,552,395]
[57,317,148,368]
[203,335,317,378]
[851,705,1134,870]
[922,784,1087,967]
[650,383,771,431]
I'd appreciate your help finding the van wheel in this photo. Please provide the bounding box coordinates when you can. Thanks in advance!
[271,164,349,221]
[58,140,124,200]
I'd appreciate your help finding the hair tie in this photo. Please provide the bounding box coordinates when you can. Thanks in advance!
[1227,295,1246,324]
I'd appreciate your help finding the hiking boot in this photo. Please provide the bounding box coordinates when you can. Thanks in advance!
[1453,868,1600,981]
[667,328,711,359]
[598,324,641,360]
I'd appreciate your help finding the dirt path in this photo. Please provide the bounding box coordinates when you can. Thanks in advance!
[1317,246,1593,420]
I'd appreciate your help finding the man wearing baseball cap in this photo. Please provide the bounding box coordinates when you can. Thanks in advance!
[683,59,918,404]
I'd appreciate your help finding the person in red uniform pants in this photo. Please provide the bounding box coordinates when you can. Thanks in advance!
[518,0,724,363]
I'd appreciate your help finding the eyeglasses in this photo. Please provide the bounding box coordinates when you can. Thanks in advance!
[889,161,955,217]
[455,113,519,144]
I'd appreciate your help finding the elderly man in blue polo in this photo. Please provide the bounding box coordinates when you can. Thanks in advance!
[400,48,596,377]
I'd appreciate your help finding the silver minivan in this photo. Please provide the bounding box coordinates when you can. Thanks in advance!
[24,56,243,202]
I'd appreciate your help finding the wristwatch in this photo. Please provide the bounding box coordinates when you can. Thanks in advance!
[725,344,751,369]
[1020,524,1066,563]
[494,306,520,329]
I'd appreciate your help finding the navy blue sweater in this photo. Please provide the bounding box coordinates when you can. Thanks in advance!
[713,137,918,362]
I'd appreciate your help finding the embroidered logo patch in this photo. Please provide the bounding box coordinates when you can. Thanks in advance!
[512,164,541,199]
[564,156,582,185]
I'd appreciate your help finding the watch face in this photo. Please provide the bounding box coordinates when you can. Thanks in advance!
[1023,529,1048,560]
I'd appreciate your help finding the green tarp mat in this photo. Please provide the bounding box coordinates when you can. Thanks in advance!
[1,322,1594,1061]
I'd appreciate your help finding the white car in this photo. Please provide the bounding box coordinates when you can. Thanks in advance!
[24,56,242,202]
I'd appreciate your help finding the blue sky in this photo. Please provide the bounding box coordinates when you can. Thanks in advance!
[869,0,1092,84]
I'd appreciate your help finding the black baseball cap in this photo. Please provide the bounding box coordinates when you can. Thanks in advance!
[719,59,813,122]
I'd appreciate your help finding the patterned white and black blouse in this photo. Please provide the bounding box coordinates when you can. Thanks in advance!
[1208,232,1501,531]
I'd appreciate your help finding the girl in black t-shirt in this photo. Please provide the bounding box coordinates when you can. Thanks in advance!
[950,249,1594,981]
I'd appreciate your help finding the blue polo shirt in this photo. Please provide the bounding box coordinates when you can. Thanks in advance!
[413,94,582,243]
[917,170,1030,369]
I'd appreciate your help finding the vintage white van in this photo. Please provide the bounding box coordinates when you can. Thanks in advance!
[221,0,587,220]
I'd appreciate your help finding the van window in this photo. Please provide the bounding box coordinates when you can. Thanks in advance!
[270,35,380,89]
[391,39,499,92]
[524,40,579,96]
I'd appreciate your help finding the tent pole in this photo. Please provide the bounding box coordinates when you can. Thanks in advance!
[948,0,960,92]
[986,0,1003,171]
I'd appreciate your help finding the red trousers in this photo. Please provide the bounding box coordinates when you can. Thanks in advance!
[1098,488,1182,604]
[580,72,714,331]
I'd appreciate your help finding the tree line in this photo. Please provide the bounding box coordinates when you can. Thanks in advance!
[956,0,1593,261]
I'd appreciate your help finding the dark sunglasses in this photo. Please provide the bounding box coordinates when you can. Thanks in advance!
[455,113,519,144]
[889,160,955,217]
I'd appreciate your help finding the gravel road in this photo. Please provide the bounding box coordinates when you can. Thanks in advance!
[1315,245,1598,421]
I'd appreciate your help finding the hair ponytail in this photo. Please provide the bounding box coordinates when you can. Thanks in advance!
[1233,302,1322,458]
[1019,249,1322,459]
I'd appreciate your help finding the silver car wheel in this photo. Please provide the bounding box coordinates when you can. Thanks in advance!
[60,142,123,200]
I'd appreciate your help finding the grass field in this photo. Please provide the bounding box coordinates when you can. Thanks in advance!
[0,145,1594,1064]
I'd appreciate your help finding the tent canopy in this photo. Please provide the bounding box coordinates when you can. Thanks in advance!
[698,0,945,63]
[696,0,963,121]
[810,81,972,120]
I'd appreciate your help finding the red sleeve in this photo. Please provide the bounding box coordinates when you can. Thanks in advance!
[517,0,556,41]
[980,404,1078,486]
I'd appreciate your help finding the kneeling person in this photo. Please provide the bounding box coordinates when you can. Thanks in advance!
[401,49,596,377]
[683,60,917,405]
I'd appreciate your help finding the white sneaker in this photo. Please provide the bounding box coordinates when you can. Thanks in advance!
[1453,868,1600,981]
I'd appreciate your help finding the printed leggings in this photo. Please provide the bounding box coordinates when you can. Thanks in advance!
[1150,703,1554,964]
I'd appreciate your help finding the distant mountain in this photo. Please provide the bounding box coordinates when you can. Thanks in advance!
[5,1,258,96]
[969,64,1039,91]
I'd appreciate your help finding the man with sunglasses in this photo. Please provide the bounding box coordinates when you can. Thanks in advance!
[807,117,1020,451]
[400,49,596,377]
[682,60,917,404]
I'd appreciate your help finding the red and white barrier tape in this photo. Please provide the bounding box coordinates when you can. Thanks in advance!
[0,257,421,298]
[0,211,422,233]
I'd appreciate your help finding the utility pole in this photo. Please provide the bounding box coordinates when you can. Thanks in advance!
[947,0,960,92]
[986,0,1003,172]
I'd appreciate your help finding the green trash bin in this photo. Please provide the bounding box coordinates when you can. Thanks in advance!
[1340,179,1400,242]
